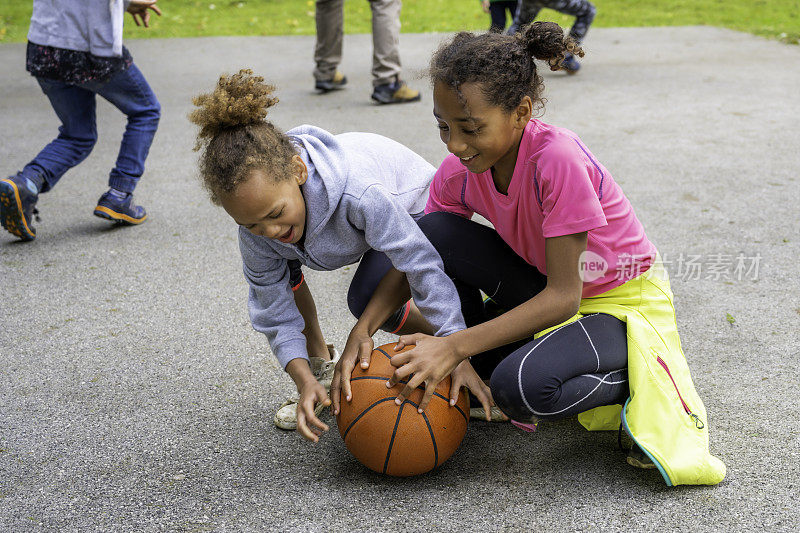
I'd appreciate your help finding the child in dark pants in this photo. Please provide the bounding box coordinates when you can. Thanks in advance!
[0,0,162,242]
[481,0,519,33]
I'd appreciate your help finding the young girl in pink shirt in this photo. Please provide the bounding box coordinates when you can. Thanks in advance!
[349,22,725,485]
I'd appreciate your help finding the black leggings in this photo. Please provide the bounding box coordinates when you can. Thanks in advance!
[489,1,518,33]
[418,211,629,422]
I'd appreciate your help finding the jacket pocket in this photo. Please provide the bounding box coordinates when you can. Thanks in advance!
[655,353,705,430]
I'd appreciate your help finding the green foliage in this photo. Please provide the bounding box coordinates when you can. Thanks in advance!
[0,0,797,43]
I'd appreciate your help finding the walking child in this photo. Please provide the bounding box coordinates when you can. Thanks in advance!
[189,70,493,442]
[369,23,725,485]
[1,0,162,241]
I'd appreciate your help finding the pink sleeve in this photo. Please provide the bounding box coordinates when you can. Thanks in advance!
[425,156,474,218]
[539,140,607,238]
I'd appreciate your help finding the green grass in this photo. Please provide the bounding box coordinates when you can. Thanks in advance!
[1,0,797,44]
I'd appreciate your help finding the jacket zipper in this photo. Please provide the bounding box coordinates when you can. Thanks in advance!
[656,355,705,429]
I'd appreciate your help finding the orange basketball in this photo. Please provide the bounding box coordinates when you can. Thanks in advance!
[336,342,470,477]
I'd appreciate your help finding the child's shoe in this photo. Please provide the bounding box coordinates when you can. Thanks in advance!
[315,70,348,93]
[371,79,421,105]
[93,189,147,225]
[469,406,509,422]
[561,53,581,75]
[0,174,39,241]
[626,442,656,469]
[274,344,341,430]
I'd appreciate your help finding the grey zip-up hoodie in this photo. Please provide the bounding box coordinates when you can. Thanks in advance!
[239,126,466,369]
[28,0,130,57]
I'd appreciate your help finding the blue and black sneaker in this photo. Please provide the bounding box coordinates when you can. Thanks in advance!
[93,189,147,225]
[561,53,581,75]
[0,174,39,241]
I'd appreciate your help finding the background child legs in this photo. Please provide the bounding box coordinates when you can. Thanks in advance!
[489,1,519,33]
[18,78,98,193]
[87,63,160,195]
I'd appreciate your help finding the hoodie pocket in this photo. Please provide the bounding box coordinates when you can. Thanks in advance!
[655,353,705,430]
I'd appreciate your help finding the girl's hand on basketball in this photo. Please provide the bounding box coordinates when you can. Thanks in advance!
[388,333,461,412]
[450,360,499,422]
[296,379,331,443]
[330,326,374,415]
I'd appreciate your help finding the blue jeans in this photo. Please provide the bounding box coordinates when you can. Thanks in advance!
[20,63,160,194]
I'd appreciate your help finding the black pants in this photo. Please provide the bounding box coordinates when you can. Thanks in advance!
[489,1,518,33]
[418,211,628,422]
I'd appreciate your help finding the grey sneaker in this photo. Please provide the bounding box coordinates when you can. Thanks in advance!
[273,344,341,430]
[469,406,508,422]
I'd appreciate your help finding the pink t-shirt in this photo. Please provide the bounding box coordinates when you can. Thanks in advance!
[426,119,657,298]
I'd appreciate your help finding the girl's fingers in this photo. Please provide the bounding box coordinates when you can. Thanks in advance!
[393,374,424,404]
[329,374,341,414]
[342,367,353,402]
[388,350,412,368]
[449,376,463,406]
[395,333,422,350]
[359,341,373,369]
[295,411,317,442]
[387,364,414,388]
[417,383,437,412]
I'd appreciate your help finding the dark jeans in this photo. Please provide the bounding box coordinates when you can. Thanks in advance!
[418,211,628,422]
[21,63,160,194]
[489,1,518,33]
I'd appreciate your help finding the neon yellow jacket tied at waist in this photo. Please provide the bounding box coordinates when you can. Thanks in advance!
[536,258,726,486]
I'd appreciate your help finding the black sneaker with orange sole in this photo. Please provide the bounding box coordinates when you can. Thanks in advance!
[0,174,39,241]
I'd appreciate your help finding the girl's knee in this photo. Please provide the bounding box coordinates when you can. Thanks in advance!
[346,285,367,319]
[490,353,559,420]
[417,211,463,250]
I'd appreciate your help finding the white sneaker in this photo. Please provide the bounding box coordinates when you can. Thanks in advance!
[274,344,341,430]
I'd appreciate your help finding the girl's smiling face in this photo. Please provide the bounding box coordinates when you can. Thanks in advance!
[220,155,308,244]
[433,80,531,184]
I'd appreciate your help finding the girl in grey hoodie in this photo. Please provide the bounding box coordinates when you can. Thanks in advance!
[190,70,494,442]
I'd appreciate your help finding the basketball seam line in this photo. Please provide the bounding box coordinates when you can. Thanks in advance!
[375,348,391,360]
[342,397,397,440]
[400,399,439,471]
[420,410,439,469]
[383,402,405,474]
[432,391,468,423]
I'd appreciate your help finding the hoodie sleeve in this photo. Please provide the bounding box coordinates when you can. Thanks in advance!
[238,227,308,370]
[350,185,466,337]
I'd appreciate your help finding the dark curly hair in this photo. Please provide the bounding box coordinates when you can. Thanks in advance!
[429,22,583,114]
[189,69,297,205]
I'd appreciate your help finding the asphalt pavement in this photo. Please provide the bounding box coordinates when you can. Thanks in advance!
[1,27,799,531]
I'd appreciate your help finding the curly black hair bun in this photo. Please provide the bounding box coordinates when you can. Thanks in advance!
[518,21,584,71]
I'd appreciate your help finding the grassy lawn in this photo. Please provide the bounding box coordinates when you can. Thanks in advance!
[1,0,797,44]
